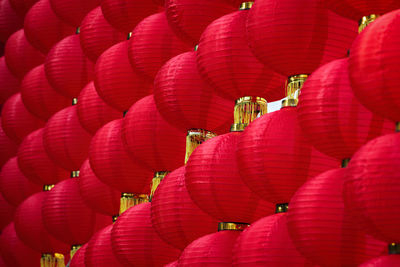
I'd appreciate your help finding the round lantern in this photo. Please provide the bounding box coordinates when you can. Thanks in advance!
[24,0,75,54]
[122,95,186,172]
[237,106,339,205]
[1,93,45,144]
[0,0,23,43]
[298,58,395,161]
[43,105,92,172]
[21,64,70,121]
[165,261,178,267]
[0,157,41,207]
[128,11,192,81]
[349,10,400,123]
[77,81,121,135]
[0,57,20,105]
[0,120,18,168]
[9,0,38,17]
[360,255,400,267]
[0,194,15,230]
[80,7,126,63]
[111,203,181,266]
[45,34,94,99]
[287,168,386,266]
[70,244,87,267]
[95,41,152,112]
[49,0,100,27]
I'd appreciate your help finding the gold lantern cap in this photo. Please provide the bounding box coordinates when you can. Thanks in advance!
[185,129,216,163]
[218,222,249,231]
[70,170,80,178]
[358,14,379,33]
[231,96,267,132]
[239,2,253,10]
[275,203,289,213]
[119,193,149,214]
[43,184,55,191]
[281,74,309,108]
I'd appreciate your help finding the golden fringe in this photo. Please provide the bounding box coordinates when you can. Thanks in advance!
[185,129,216,163]
[119,193,149,214]
[149,172,169,200]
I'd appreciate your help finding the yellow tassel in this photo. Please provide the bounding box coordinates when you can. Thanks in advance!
[54,253,65,267]
[119,193,149,214]
[149,172,169,201]
[281,75,308,108]
[40,254,55,267]
[70,245,81,260]
[185,129,216,163]
[218,222,249,231]
[358,14,379,33]
[231,96,267,132]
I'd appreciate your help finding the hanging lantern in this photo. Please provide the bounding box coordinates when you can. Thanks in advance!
[45,34,94,99]
[0,0,23,43]
[0,57,20,105]
[95,41,152,112]
[9,0,38,17]
[0,194,15,231]
[360,255,400,267]
[49,0,100,28]
[111,203,181,266]
[165,261,178,267]
[128,11,192,81]
[69,244,87,267]
[77,81,121,135]
[21,64,70,121]
[24,0,75,54]
[0,120,18,168]
[80,7,126,63]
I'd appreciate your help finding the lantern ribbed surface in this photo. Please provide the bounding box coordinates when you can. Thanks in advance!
[70,243,88,267]
[9,0,38,17]
[360,255,400,267]
[0,57,20,105]
[0,0,23,43]
[49,0,100,27]
[165,260,178,267]
[0,195,15,231]
[0,120,18,168]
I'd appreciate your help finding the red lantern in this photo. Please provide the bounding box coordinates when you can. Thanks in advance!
[95,41,152,112]
[43,105,92,171]
[24,0,75,54]
[165,261,178,267]
[80,7,126,63]
[9,0,38,17]
[49,0,100,27]
[1,93,45,144]
[128,12,192,80]
[77,81,121,135]
[287,168,386,266]
[111,203,181,266]
[21,64,70,121]
[0,194,15,231]
[0,120,18,168]
[45,34,94,99]
[360,255,400,267]
[298,58,395,161]
[0,0,23,43]
[70,244,87,267]
[0,57,20,105]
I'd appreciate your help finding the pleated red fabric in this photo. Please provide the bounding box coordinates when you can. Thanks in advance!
[197,9,286,102]
[0,120,18,168]
[287,168,386,267]
[0,157,41,207]
[24,0,75,54]
[0,57,20,105]
[360,255,400,267]
[43,106,92,171]
[95,41,152,112]
[4,29,45,80]
[21,64,70,121]
[165,261,178,267]
[70,244,87,267]
[80,7,126,63]
[233,213,313,266]
[178,231,240,266]
[0,194,15,231]
[154,51,234,135]
[128,12,192,80]
[45,34,94,99]
[246,0,358,77]
[349,10,400,122]
[186,132,275,223]
[89,119,153,193]
[111,203,181,266]
[298,58,395,161]
[237,107,340,204]
[122,95,186,172]
[79,159,120,217]
[77,81,121,135]
[0,0,23,43]
[9,0,38,17]
[1,93,45,144]
[49,0,100,27]
[151,166,218,250]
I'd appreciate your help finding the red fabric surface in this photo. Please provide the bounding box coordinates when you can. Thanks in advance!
[122,95,186,172]
[95,41,152,112]
[0,157,40,206]
[79,159,120,217]
[154,51,234,134]
[360,255,400,267]
[298,58,395,161]
[9,0,38,17]
[128,12,192,80]
[186,132,275,223]
[0,120,18,168]
[0,194,15,231]
[80,7,126,63]
[165,261,178,267]
[0,0,23,43]
[151,166,218,250]
[349,10,400,122]
[77,81,121,135]
[287,168,386,267]
[45,34,94,99]
[178,231,240,266]
[89,119,153,193]
[70,243,88,267]
[49,0,100,27]
[1,93,45,144]
[246,0,358,77]
[237,107,339,204]
[24,0,75,54]
[197,9,286,102]
[21,64,70,121]
[111,203,181,266]
[0,57,20,105]
[43,106,92,171]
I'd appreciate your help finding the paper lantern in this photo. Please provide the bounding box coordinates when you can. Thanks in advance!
[43,105,92,171]
[287,168,386,266]
[80,7,126,63]
[9,0,38,17]
[77,81,121,135]
[165,261,178,267]
[111,203,181,266]
[360,255,400,267]
[0,194,15,231]
[49,0,100,27]
[0,57,20,105]
[45,34,94,99]
[24,0,75,54]
[298,58,395,161]
[1,93,45,144]
[237,106,339,204]
[128,12,192,80]
[349,10,400,122]
[0,0,23,43]
[95,41,152,112]
[69,244,87,267]
[21,64,70,121]
[0,120,18,168]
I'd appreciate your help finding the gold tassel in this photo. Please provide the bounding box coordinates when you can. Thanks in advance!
[43,184,55,191]
[218,222,249,231]
[70,245,81,260]
[239,1,253,10]
[185,129,216,163]
[54,253,65,267]
[70,170,80,178]
[281,74,309,107]
[40,254,55,267]
[149,171,169,201]
[231,96,267,132]
[358,14,379,33]
[275,203,289,213]
[119,193,149,214]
